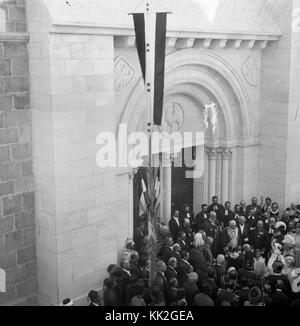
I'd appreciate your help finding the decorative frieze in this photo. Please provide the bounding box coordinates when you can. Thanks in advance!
[114,35,277,50]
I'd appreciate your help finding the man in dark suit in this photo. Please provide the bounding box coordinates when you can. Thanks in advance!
[195,204,209,232]
[246,197,261,217]
[159,237,175,264]
[271,280,291,306]
[182,204,196,232]
[154,260,168,295]
[207,196,225,225]
[177,251,193,285]
[169,210,183,241]
[222,201,235,227]
[176,231,189,251]
[250,220,271,256]
[240,200,247,217]
[119,260,132,305]
[237,216,250,246]
[246,208,260,236]
[165,257,178,281]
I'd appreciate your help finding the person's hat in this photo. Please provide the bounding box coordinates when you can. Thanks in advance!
[282,234,296,246]
[272,260,284,274]
[88,290,99,303]
[249,287,262,304]
[275,221,287,231]
[125,239,135,247]
[61,298,74,306]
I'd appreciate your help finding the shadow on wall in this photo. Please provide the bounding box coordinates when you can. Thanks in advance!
[0,7,5,32]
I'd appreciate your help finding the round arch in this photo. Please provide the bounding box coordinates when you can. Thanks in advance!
[119,48,254,147]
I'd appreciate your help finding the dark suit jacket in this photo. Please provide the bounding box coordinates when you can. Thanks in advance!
[207,203,225,223]
[271,291,290,306]
[237,224,250,246]
[195,211,209,232]
[246,204,261,217]
[222,210,235,227]
[177,259,192,284]
[165,265,178,281]
[154,272,169,294]
[169,217,183,241]
[176,239,189,251]
[250,229,270,252]
[159,246,175,264]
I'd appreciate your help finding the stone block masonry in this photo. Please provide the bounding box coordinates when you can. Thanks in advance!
[0,0,37,306]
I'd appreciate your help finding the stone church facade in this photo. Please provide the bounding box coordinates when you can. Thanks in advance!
[0,0,300,305]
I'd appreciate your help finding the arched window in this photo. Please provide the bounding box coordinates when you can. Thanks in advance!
[0,8,6,32]
[0,268,6,293]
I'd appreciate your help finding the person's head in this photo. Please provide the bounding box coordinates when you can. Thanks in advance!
[249,208,255,216]
[174,210,180,219]
[266,197,272,206]
[173,243,181,253]
[184,205,190,212]
[169,277,178,288]
[137,222,146,233]
[156,260,167,273]
[145,259,150,270]
[270,217,276,226]
[131,252,139,263]
[206,236,214,247]
[178,231,186,241]
[221,275,230,289]
[104,278,115,289]
[217,254,225,266]
[225,201,231,210]
[249,287,262,304]
[177,288,186,301]
[183,218,191,228]
[228,267,237,280]
[257,220,264,231]
[166,237,174,247]
[87,290,99,305]
[181,250,189,261]
[251,197,258,206]
[209,211,217,222]
[208,268,216,279]
[120,259,130,271]
[240,200,246,208]
[272,202,279,210]
[202,204,208,212]
[107,264,118,276]
[168,257,177,269]
[239,216,246,225]
[125,239,135,250]
[235,204,241,213]
[243,244,251,253]
[229,220,237,230]
[212,196,219,205]
[188,272,198,283]
[255,249,262,259]
[240,276,249,288]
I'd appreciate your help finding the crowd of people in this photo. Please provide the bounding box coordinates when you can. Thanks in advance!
[62,196,300,307]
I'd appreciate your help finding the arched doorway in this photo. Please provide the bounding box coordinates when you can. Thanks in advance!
[119,48,256,224]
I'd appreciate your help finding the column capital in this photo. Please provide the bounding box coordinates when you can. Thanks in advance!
[207,148,217,159]
[221,148,232,160]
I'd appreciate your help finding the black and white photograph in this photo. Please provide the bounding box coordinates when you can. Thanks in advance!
[1,0,300,311]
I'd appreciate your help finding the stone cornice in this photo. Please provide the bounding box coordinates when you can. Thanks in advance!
[50,23,281,50]
[0,32,29,42]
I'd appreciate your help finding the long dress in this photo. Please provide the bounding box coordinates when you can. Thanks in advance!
[294,234,300,268]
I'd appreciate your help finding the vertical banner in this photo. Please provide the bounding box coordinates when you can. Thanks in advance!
[132,12,168,126]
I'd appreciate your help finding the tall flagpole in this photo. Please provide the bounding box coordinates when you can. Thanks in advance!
[145,0,156,286]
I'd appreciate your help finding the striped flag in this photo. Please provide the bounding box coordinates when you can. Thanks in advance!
[154,167,161,216]
[139,175,151,218]
[132,8,168,126]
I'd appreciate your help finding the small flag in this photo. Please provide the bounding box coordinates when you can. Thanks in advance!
[139,174,151,217]
[154,167,161,215]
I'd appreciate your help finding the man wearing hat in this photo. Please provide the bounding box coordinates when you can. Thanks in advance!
[61,298,74,306]
[87,290,100,306]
